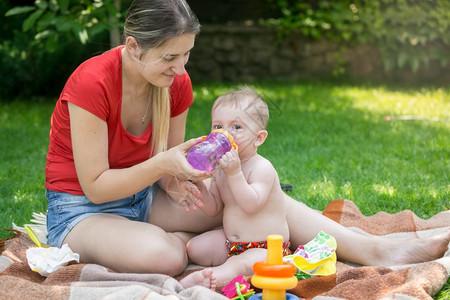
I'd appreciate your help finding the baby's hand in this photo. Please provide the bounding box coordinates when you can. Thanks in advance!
[219,149,241,176]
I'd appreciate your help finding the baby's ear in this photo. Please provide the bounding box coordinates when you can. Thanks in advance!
[255,130,268,146]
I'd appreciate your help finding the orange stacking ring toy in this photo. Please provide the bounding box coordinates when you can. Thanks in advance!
[250,235,298,300]
[253,261,296,278]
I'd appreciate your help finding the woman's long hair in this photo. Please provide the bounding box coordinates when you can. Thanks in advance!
[123,0,200,154]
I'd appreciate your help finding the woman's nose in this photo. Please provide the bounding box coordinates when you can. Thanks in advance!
[171,57,186,75]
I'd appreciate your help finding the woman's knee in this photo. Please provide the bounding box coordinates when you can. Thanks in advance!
[138,233,188,276]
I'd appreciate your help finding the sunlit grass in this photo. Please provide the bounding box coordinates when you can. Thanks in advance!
[189,82,449,217]
[0,99,53,239]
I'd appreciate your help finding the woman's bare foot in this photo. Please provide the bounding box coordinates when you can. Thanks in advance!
[179,268,217,290]
[378,230,450,266]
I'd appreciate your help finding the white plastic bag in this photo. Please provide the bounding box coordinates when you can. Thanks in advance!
[26,244,80,277]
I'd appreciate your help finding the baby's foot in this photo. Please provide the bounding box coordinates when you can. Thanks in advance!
[387,230,450,265]
[180,268,217,290]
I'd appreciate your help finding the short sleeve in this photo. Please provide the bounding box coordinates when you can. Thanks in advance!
[59,46,123,122]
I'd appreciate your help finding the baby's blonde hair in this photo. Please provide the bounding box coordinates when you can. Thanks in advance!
[212,86,269,130]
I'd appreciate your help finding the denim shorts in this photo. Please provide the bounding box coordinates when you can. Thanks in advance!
[45,185,158,248]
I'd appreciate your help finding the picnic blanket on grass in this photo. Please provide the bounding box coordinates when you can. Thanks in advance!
[1,199,449,299]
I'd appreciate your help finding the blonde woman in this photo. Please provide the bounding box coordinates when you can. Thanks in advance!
[45,0,220,276]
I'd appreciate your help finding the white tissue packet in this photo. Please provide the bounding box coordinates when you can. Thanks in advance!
[26,244,80,276]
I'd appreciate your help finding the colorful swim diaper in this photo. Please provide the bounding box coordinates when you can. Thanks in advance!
[226,240,292,257]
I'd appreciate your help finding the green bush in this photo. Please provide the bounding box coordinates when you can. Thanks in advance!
[4,0,123,51]
[0,28,110,99]
[2,1,449,98]
[264,0,450,74]
[1,0,123,99]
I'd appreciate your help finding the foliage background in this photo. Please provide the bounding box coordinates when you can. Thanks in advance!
[263,0,450,74]
[1,0,449,99]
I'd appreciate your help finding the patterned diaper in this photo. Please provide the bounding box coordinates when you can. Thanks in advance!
[226,240,292,257]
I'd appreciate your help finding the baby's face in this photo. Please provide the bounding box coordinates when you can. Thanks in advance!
[211,104,261,157]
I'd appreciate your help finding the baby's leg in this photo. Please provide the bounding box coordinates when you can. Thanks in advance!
[285,195,450,266]
[382,230,450,265]
[180,248,267,289]
[211,248,267,283]
[186,228,228,266]
[179,268,217,290]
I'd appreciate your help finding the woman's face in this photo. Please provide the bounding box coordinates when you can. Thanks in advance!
[137,33,196,87]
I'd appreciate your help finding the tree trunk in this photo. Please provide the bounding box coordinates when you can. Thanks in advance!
[109,0,122,48]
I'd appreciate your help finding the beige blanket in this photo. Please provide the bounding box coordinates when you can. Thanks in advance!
[288,199,450,299]
[1,199,449,299]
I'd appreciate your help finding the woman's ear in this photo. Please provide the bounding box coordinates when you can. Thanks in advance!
[255,130,268,147]
[125,36,140,59]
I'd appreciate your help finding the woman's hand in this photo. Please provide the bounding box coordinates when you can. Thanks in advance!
[156,137,214,212]
[159,137,213,181]
[164,177,205,212]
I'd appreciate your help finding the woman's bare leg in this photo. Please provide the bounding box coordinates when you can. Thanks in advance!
[63,214,189,275]
[148,189,222,233]
[64,189,222,276]
[285,195,450,266]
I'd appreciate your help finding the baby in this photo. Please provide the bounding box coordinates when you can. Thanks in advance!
[179,86,450,290]
[180,86,289,289]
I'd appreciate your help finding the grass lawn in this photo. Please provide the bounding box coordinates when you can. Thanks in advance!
[0,81,448,298]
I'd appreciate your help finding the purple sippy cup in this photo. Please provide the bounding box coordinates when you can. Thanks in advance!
[187,129,238,172]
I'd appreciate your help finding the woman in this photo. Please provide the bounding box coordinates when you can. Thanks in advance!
[45,0,449,278]
[45,0,221,276]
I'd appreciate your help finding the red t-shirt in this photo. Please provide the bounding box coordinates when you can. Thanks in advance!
[45,46,194,195]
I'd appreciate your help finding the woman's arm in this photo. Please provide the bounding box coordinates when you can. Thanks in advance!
[158,109,207,211]
[69,103,208,204]
[159,109,220,212]
[168,109,189,148]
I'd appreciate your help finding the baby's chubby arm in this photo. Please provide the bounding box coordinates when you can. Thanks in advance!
[220,149,273,214]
